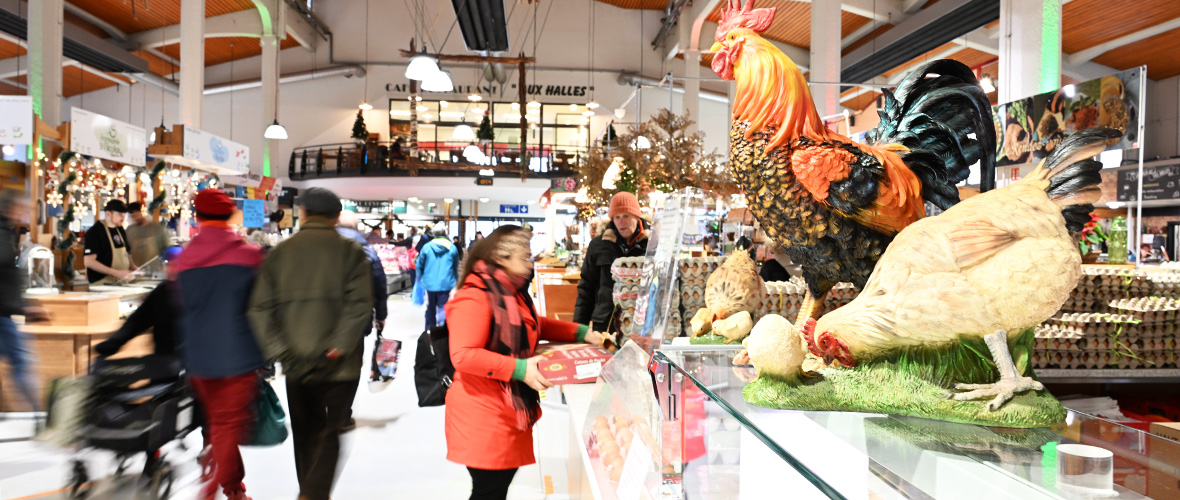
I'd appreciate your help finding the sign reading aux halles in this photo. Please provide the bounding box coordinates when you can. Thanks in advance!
[387,83,592,98]
[69,107,147,167]
[0,96,32,145]
[183,126,249,174]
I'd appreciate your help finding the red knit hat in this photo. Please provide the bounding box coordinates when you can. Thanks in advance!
[194,189,236,219]
[609,192,642,220]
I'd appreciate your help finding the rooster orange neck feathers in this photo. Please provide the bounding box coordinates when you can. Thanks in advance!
[719,1,844,152]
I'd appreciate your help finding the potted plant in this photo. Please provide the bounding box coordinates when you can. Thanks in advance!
[1079,214,1107,264]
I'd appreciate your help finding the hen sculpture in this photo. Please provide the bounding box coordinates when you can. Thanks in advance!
[710,0,995,329]
[744,129,1119,426]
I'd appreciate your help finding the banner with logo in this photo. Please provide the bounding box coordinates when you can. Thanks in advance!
[70,107,147,166]
[994,67,1144,167]
[183,126,249,174]
[0,96,32,145]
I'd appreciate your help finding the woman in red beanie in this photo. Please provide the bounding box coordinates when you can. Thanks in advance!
[573,192,649,333]
[171,189,266,500]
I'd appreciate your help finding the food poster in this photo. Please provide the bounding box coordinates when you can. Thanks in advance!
[994,67,1143,167]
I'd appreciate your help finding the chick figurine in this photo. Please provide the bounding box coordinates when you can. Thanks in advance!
[738,314,807,383]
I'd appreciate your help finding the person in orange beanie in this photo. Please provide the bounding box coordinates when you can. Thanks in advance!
[573,192,649,333]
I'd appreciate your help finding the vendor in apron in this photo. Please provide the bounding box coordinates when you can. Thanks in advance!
[84,200,138,285]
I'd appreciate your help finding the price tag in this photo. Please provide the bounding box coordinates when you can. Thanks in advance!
[575,361,603,380]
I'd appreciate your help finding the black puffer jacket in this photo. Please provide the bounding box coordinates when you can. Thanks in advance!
[573,221,649,332]
[0,222,22,317]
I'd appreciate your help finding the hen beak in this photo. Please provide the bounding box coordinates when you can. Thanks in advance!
[709,42,724,54]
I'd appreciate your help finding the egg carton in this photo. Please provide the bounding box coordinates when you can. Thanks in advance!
[1037,321,1176,339]
[1032,351,1177,370]
[611,257,647,281]
[1035,336,1177,352]
[677,257,723,280]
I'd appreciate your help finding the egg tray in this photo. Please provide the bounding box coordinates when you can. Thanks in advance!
[678,257,724,280]
[1051,310,1177,327]
[1034,336,1177,353]
[610,257,647,278]
[1031,351,1178,370]
[1037,322,1176,339]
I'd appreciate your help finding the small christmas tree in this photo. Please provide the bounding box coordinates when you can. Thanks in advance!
[477,114,494,142]
[351,110,369,141]
[602,124,618,146]
[616,160,637,194]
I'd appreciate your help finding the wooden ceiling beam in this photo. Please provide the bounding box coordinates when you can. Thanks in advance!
[1066,16,1180,65]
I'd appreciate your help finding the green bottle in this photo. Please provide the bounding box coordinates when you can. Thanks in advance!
[1108,217,1128,265]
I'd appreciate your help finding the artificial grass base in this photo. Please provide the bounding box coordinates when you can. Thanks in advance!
[689,333,741,345]
[744,362,1067,428]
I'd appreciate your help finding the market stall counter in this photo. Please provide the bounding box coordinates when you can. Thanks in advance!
[578,344,1178,499]
[0,285,155,411]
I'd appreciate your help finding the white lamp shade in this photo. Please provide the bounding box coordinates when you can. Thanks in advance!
[264,120,288,140]
[405,54,440,81]
[453,124,476,141]
[422,70,454,92]
[463,144,482,157]
[633,135,651,149]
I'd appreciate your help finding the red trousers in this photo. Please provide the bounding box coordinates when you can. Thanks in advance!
[190,373,259,497]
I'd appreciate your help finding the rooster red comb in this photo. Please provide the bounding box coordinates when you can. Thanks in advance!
[718,0,776,35]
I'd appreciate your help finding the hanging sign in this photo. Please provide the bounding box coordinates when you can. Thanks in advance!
[475,177,493,186]
[0,96,33,145]
[500,204,529,214]
[182,126,249,174]
[1118,165,1180,202]
[993,67,1144,167]
[242,199,266,228]
[70,107,148,166]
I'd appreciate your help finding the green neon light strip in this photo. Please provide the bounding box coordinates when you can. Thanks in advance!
[1040,0,1061,94]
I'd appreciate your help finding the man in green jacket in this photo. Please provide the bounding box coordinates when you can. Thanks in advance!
[248,187,372,500]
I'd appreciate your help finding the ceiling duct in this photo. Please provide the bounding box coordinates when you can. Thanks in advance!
[452,0,509,52]
[0,4,148,74]
[840,0,997,87]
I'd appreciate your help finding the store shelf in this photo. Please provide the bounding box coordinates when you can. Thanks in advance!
[1037,368,1180,383]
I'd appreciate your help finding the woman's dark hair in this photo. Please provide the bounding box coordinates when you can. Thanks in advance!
[458,224,529,285]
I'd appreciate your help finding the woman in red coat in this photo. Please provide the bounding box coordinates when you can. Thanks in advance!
[445,225,604,500]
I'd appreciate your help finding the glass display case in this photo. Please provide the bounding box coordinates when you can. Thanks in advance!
[583,344,1180,499]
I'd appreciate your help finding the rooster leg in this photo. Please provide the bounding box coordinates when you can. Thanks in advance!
[951,330,1045,411]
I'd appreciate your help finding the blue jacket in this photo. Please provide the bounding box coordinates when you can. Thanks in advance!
[337,227,389,321]
[415,237,459,292]
[171,226,266,378]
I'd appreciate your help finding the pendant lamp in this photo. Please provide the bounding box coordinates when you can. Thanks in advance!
[406,50,440,81]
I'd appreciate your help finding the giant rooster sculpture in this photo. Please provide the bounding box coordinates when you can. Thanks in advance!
[710,0,995,329]
[743,129,1119,426]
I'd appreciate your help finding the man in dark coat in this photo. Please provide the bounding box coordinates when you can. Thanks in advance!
[336,211,389,333]
[574,192,649,333]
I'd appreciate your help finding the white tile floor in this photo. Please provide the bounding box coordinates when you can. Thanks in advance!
[0,293,549,500]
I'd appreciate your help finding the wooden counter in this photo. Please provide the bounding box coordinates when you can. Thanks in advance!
[0,292,151,412]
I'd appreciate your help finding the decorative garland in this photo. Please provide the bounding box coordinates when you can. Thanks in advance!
[53,151,79,281]
[146,160,168,215]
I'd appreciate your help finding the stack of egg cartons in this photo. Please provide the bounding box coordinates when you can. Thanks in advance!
[1034,266,1180,370]
[611,257,645,335]
[821,283,861,314]
[678,257,723,336]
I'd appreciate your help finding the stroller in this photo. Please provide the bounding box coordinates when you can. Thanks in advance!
[59,354,200,499]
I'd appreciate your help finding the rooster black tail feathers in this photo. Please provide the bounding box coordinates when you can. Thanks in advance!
[1035,128,1122,232]
[866,59,996,211]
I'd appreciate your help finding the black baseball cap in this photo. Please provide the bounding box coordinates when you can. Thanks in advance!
[103,200,128,213]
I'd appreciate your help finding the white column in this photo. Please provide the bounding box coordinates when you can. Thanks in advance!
[261,34,279,177]
[179,0,205,127]
[29,0,63,125]
[810,0,841,118]
[999,0,1062,103]
[679,14,700,134]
